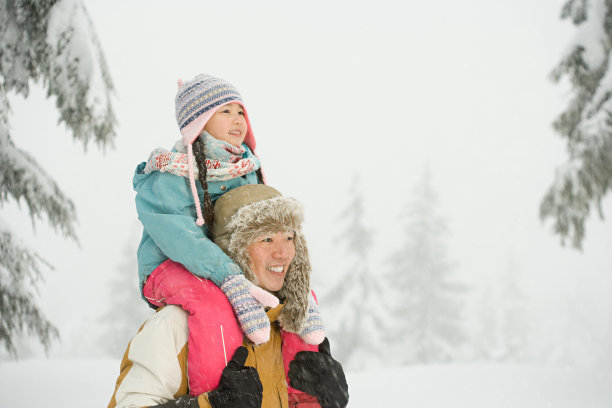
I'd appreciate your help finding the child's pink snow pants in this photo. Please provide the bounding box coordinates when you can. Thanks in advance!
[142,259,244,396]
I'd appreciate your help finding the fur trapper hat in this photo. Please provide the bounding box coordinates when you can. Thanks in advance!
[212,184,311,333]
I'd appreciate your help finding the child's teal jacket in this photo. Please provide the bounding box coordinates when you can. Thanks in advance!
[133,159,259,293]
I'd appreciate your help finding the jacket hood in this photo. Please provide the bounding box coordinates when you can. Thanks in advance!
[212,184,311,333]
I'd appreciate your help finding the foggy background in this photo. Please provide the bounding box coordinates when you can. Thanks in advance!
[3,0,612,372]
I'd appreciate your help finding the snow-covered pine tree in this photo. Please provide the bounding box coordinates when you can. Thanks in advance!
[97,225,152,357]
[323,174,384,370]
[0,0,115,356]
[384,168,467,364]
[540,0,612,249]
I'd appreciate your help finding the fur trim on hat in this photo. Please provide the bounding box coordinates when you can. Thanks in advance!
[225,196,311,333]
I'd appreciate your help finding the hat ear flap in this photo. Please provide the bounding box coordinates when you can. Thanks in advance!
[228,237,258,285]
[278,231,311,333]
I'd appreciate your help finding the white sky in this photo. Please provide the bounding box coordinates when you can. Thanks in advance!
[4,0,612,359]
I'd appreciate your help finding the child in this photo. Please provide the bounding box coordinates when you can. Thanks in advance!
[132,74,324,396]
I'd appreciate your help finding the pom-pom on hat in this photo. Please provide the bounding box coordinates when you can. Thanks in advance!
[174,74,257,226]
[175,74,255,150]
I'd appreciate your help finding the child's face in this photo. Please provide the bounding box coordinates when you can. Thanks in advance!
[203,103,247,147]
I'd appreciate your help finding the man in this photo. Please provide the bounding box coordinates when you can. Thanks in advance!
[108,185,349,408]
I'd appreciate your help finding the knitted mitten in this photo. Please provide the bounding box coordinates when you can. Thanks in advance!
[298,295,325,345]
[220,274,279,345]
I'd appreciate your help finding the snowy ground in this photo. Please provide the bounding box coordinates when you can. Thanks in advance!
[1,359,611,407]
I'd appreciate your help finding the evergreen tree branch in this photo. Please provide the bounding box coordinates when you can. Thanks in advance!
[1,0,116,149]
[0,0,116,356]
[44,0,116,149]
[542,0,612,249]
[540,116,612,249]
[0,225,59,356]
[0,0,56,96]
[561,0,589,25]
[0,125,78,240]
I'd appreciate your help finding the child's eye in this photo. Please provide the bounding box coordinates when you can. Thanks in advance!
[239,111,245,115]
[262,237,272,242]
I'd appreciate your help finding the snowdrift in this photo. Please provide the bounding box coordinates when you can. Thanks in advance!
[1,359,610,407]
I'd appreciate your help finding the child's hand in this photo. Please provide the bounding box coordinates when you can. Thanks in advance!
[297,294,325,345]
[220,275,279,344]
[246,279,280,308]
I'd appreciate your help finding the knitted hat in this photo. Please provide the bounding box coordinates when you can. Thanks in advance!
[175,74,255,150]
[175,74,256,226]
[212,184,311,333]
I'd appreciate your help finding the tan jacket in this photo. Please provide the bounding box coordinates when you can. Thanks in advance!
[244,303,288,408]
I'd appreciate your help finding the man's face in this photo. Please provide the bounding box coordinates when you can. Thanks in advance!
[247,231,296,292]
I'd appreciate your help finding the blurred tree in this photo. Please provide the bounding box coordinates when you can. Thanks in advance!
[384,168,467,364]
[97,225,151,357]
[540,286,597,366]
[474,253,530,363]
[496,257,530,362]
[0,0,115,356]
[541,0,612,249]
[323,174,385,370]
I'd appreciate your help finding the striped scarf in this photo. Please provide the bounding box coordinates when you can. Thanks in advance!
[144,132,260,181]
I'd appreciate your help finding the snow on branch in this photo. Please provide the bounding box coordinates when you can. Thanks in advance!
[0,0,55,96]
[45,0,116,149]
[542,0,612,249]
[0,125,78,240]
[561,0,589,24]
[540,118,612,248]
[554,0,607,86]
[0,0,116,149]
